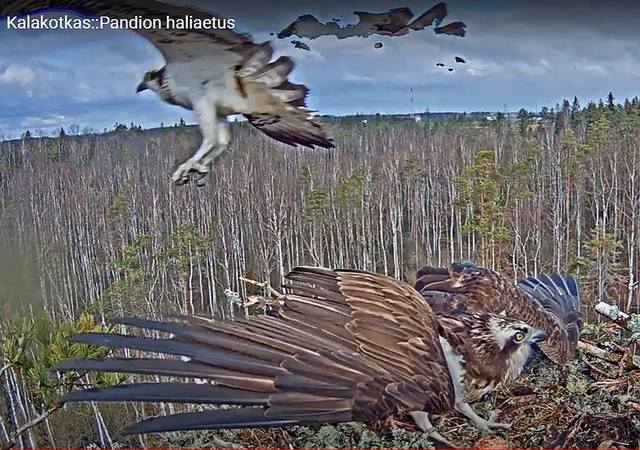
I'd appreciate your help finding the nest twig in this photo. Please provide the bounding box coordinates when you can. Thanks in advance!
[239,276,286,309]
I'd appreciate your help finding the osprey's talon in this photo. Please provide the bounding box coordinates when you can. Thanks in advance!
[410,411,457,448]
[174,176,189,186]
[425,430,458,448]
[195,175,207,187]
[487,421,512,430]
[172,160,208,185]
[486,410,511,430]
[475,420,512,434]
[172,162,193,185]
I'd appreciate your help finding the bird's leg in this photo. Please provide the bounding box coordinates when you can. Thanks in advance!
[409,411,457,448]
[172,100,217,185]
[455,402,511,434]
[194,119,230,187]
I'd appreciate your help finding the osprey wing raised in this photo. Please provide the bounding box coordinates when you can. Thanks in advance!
[415,262,582,364]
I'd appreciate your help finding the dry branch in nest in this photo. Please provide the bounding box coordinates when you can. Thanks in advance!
[239,276,285,309]
[578,338,640,370]
[575,301,640,372]
[594,301,630,328]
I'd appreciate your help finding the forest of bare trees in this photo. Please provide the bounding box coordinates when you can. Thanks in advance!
[1,95,639,447]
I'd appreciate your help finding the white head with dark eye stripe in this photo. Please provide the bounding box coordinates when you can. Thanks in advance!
[136,67,165,94]
[487,316,548,380]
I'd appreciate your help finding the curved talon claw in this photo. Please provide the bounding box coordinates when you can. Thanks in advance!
[174,176,189,186]
[485,410,511,431]
[195,175,207,187]
[172,160,209,186]
[477,421,512,434]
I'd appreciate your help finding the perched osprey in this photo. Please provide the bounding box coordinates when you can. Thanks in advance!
[415,262,582,365]
[1,0,334,186]
[55,267,548,443]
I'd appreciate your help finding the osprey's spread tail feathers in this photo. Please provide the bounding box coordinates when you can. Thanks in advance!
[518,274,582,344]
[237,43,334,149]
[244,109,334,149]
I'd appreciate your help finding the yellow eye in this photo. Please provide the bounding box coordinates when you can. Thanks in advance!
[513,332,525,343]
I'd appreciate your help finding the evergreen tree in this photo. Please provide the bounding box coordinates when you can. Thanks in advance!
[570,96,580,120]
[516,108,530,136]
[607,92,615,111]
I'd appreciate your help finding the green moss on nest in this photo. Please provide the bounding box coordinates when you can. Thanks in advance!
[290,423,434,448]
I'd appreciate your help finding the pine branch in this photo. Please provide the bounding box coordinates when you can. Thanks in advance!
[0,402,63,450]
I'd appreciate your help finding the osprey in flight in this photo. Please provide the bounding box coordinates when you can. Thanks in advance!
[1,0,334,186]
[56,267,550,444]
[415,262,582,365]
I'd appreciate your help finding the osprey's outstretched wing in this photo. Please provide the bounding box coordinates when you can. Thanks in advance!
[1,0,334,150]
[1,0,258,61]
[55,267,454,435]
[415,262,581,364]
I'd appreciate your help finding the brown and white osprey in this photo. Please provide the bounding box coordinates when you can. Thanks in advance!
[415,261,582,365]
[55,267,548,443]
[1,0,334,186]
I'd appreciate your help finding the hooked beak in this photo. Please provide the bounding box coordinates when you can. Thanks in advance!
[531,330,548,343]
[136,81,148,93]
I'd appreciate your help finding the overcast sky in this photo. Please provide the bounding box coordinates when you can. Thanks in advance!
[0,0,639,138]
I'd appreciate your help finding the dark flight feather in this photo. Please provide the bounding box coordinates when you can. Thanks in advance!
[124,407,299,435]
[61,382,270,405]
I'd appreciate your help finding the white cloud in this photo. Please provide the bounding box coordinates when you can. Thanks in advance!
[343,73,373,82]
[0,64,36,86]
[21,114,67,129]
